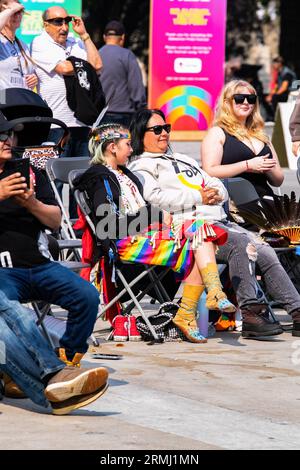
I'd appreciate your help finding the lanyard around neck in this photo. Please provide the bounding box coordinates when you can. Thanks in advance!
[1,32,25,76]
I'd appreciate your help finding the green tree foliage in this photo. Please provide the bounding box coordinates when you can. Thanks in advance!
[279,0,300,77]
[226,0,263,58]
[83,0,149,59]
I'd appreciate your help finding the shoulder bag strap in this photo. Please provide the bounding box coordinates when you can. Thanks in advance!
[103,177,119,215]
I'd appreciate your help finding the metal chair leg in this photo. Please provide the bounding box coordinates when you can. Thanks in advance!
[32,302,56,349]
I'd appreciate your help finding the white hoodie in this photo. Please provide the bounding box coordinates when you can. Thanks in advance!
[129,152,228,222]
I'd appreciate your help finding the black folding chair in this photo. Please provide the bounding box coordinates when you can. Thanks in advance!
[68,169,173,341]
[46,157,90,260]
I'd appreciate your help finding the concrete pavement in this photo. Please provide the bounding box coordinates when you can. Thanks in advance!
[1,306,300,450]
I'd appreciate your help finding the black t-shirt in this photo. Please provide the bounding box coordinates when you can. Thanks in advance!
[0,166,59,268]
[277,66,296,91]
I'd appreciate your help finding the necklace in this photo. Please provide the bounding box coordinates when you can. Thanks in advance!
[1,30,14,43]
[105,163,121,172]
[245,136,258,155]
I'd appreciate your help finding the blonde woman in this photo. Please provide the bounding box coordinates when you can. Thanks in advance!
[199,80,300,339]
[202,79,284,198]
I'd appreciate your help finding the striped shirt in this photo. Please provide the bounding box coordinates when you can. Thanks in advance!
[30,31,87,127]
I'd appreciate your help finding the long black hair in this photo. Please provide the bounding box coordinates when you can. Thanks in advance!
[130,108,166,156]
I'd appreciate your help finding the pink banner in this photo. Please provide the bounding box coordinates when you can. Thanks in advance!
[149,0,227,132]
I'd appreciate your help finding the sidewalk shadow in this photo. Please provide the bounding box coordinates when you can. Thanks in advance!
[2,397,121,417]
[214,331,246,346]
[2,378,130,416]
[215,331,285,345]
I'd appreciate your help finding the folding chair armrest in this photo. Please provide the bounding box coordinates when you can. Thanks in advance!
[57,239,82,249]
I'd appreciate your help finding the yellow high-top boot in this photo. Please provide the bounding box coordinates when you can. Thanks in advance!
[58,348,84,367]
[200,263,236,313]
[173,284,207,343]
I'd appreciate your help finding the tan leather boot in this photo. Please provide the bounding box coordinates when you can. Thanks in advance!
[3,373,27,399]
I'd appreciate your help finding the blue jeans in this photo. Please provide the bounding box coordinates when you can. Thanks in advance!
[216,222,300,313]
[48,127,90,219]
[0,291,64,407]
[0,261,100,358]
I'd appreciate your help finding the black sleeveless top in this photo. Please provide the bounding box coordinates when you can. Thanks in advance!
[221,130,274,198]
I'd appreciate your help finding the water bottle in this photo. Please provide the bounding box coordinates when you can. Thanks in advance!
[197,292,209,338]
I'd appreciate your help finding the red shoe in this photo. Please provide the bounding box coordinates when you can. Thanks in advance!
[112,315,128,342]
[127,315,141,342]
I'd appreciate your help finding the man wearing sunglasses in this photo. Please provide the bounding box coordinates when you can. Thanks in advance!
[30,6,102,217]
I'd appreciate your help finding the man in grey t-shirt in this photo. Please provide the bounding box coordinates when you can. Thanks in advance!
[99,20,146,127]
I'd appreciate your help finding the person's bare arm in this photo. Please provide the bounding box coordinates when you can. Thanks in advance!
[292,141,300,157]
[275,80,289,96]
[25,74,38,89]
[264,142,284,187]
[54,60,74,75]
[14,177,61,230]
[0,2,24,30]
[54,16,102,76]
[202,126,248,178]
[289,97,300,156]
[0,173,28,201]
[72,16,102,72]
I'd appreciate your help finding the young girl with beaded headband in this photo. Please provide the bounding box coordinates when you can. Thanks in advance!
[74,123,235,343]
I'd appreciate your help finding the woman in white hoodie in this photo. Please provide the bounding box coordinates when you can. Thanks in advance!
[128,109,239,342]
[129,108,288,339]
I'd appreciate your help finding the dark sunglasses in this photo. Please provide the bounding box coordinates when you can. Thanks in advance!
[145,124,171,135]
[233,94,257,105]
[0,130,14,142]
[45,16,73,26]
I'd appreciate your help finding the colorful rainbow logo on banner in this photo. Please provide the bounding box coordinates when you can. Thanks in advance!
[156,85,214,129]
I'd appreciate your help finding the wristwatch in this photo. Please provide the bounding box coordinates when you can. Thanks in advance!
[80,33,90,42]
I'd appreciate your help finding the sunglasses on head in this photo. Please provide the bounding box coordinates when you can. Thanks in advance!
[145,124,171,135]
[0,130,14,142]
[233,94,257,105]
[45,16,73,26]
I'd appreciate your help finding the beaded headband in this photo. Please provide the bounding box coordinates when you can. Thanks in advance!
[93,131,131,143]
